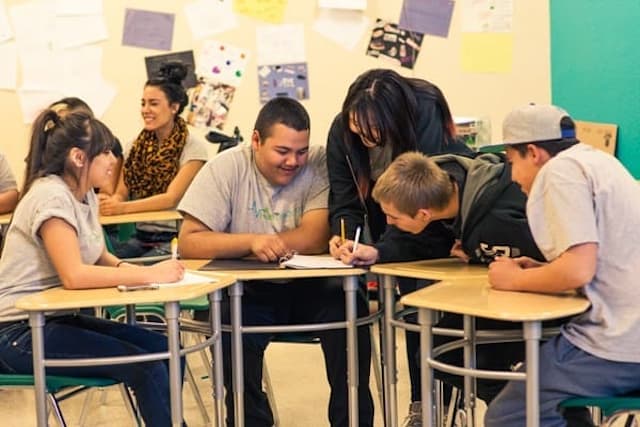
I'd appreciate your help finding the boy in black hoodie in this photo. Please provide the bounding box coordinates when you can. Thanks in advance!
[338,150,543,405]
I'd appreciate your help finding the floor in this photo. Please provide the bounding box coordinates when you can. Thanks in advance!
[0,324,417,427]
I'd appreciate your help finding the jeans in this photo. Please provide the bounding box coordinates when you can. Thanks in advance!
[0,314,184,427]
[485,334,640,427]
[211,277,375,427]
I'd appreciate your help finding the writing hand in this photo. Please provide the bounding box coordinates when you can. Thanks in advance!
[329,235,343,258]
[338,242,379,266]
[148,259,185,283]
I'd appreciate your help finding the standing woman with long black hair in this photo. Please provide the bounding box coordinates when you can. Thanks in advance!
[327,68,472,426]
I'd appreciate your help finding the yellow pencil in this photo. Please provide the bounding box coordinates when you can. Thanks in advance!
[340,218,346,244]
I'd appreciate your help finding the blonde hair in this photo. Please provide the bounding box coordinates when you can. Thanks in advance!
[372,152,454,216]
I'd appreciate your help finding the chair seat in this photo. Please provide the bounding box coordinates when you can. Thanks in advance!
[105,296,210,321]
[0,373,119,393]
[560,395,640,417]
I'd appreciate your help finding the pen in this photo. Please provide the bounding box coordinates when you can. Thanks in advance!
[340,218,346,244]
[352,226,361,252]
[171,237,178,260]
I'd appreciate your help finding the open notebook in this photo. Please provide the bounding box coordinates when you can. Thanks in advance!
[199,255,353,271]
[279,254,353,269]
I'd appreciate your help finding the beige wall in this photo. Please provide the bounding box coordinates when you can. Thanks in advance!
[0,0,550,186]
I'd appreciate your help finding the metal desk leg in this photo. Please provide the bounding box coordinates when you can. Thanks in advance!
[210,290,225,427]
[524,321,541,427]
[463,315,477,427]
[165,301,183,427]
[418,308,434,427]
[381,274,398,427]
[343,275,359,427]
[229,281,244,427]
[29,312,47,427]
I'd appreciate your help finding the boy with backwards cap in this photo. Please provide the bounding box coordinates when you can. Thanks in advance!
[485,104,640,426]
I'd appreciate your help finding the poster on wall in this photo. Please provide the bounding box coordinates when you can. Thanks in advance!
[145,50,197,89]
[122,8,175,51]
[186,78,236,130]
[365,19,424,69]
[257,62,309,104]
[196,40,249,87]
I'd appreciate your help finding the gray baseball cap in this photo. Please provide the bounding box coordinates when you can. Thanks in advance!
[480,104,577,152]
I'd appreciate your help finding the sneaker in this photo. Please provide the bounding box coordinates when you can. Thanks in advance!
[402,401,422,427]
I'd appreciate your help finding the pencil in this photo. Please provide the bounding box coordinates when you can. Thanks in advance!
[340,218,346,244]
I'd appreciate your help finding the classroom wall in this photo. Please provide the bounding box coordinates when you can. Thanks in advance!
[0,0,551,185]
[550,1,640,178]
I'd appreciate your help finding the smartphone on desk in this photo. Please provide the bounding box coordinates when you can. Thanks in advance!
[117,284,160,292]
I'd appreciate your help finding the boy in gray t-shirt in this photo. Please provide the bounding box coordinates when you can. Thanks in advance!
[485,104,640,427]
[178,98,374,427]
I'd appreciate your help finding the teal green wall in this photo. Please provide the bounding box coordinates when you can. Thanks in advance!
[550,1,640,177]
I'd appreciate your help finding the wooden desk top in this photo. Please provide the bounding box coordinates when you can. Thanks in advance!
[15,272,235,312]
[99,210,182,225]
[2,210,181,227]
[400,278,590,322]
[183,259,367,281]
[0,212,11,226]
[371,258,488,281]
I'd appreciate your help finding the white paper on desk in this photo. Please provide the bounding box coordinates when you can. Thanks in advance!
[153,271,218,289]
[281,255,353,269]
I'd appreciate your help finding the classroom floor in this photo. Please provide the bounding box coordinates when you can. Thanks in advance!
[0,322,490,427]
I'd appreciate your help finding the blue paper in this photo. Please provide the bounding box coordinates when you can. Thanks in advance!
[399,0,454,38]
[122,8,175,51]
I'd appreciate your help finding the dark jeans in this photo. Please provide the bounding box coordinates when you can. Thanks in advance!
[0,314,184,427]
[212,277,374,427]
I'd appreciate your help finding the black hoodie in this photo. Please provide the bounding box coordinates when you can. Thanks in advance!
[375,153,543,264]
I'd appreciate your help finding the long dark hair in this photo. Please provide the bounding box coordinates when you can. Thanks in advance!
[22,109,115,196]
[341,68,455,158]
[145,61,189,118]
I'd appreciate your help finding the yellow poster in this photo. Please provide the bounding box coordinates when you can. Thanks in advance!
[461,32,512,73]
[233,0,288,24]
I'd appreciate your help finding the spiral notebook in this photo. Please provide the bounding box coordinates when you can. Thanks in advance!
[199,255,352,271]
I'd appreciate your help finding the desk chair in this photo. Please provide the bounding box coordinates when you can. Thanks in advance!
[104,297,212,424]
[560,395,640,427]
[0,374,137,427]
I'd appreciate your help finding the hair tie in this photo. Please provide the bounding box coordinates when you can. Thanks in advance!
[44,119,56,132]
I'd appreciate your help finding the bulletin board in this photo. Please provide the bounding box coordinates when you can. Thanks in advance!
[0,0,552,183]
[551,0,640,177]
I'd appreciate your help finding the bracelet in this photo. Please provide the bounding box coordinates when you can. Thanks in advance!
[116,260,126,267]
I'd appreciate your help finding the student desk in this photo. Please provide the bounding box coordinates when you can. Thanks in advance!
[15,274,235,427]
[371,258,488,427]
[401,278,590,427]
[183,259,369,427]
[99,209,182,225]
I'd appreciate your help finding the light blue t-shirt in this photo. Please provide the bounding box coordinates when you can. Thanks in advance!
[527,143,640,363]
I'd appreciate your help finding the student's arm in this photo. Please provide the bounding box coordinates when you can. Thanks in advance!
[488,242,597,293]
[99,160,204,215]
[41,217,184,289]
[278,208,330,254]
[0,189,18,214]
[178,214,289,262]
